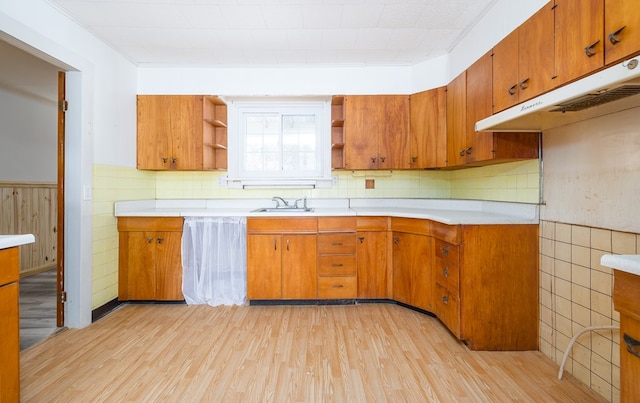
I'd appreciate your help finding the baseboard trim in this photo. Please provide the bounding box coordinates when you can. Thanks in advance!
[91,298,123,323]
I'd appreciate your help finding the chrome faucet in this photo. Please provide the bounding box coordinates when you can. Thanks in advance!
[294,196,308,209]
[272,196,289,208]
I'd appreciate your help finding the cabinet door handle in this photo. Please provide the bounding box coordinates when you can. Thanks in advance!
[465,147,472,155]
[442,267,449,278]
[508,84,518,95]
[331,263,344,267]
[519,78,529,90]
[459,149,465,157]
[358,237,365,243]
[411,156,417,163]
[393,237,399,244]
[624,333,640,358]
[441,247,449,256]
[380,156,386,163]
[157,237,164,244]
[371,157,376,163]
[609,25,626,45]
[584,39,600,57]
[286,238,290,251]
[146,237,154,243]
[442,295,449,305]
[273,238,277,251]
[161,157,168,164]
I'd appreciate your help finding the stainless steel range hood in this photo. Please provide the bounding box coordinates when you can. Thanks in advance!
[476,57,640,132]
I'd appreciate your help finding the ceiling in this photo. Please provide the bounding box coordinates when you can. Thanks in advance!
[47,0,497,68]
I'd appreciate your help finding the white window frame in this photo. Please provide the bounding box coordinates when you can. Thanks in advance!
[225,97,332,189]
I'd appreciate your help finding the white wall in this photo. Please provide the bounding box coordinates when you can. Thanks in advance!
[0,41,58,182]
[541,107,640,233]
[1,0,138,327]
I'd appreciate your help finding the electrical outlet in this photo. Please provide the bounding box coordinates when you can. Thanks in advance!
[365,179,375,189]
[332,175,338,186]
[217,176,227,186]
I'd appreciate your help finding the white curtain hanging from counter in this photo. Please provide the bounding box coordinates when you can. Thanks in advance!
[182,217,247,306]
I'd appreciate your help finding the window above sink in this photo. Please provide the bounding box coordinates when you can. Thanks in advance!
[223,97,333,189]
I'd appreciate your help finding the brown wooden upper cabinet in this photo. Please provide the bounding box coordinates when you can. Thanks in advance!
[343,95,410,170]
[448,52,540,167]
[137,95,227,171]
[554,0,605,86]
[409,87,447,169]
[493,2,555,113]
[605,0,640,65]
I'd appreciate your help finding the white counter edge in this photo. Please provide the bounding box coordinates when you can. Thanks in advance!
[114,199,539,225]
[0,234,36,249]
[601,254,640,276]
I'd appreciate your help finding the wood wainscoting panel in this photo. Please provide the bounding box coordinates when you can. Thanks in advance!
[0,182,57,276]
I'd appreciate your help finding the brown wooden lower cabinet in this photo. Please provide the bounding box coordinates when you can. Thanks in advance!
[613,270,640,402]
[244,215,539,352]
[431,223,539,351]
[0,247,20,401]
[246,217,318,300]
[118,217,184,301]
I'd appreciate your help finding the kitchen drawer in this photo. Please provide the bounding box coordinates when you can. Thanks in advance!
[614,270,640,321]
[435,239,459,265]
[318,233,356,255]
[434,256,459,291]
[356,216,389,231]
[118,216,183,232]
[247,217,317,234]
[390,217,430,235]
[431,221,461,245]
[0,248,19,286]
[434,283,461,338]
[318,216,356,232]
[318,255,356,276]
[318,276,357,299]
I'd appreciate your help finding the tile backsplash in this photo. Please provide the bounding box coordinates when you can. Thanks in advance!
[539,220,640,402]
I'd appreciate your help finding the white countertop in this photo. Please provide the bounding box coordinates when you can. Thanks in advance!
[0,234,36,249]
[601,254,640,276]
[114,198,539,225]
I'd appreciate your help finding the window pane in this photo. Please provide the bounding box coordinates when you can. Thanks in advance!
[239,107,323,177]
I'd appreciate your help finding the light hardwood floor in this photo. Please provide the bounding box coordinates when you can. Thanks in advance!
[21,303,606,402]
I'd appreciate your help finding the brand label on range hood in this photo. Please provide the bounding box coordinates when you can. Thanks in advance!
[520,100,544,112]
[476,58,640,133]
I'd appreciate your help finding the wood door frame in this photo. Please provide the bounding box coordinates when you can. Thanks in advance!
[57,71,65,327]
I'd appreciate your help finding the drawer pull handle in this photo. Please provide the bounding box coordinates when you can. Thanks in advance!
[332,284,344,288]
[358,237,365,243]
[442,267,449,278]
[624,333,640,358]
[584,39,600,57]
[442,295,449,305]
[609,25,626,45]
[331,242,343,246]
[331,263,344,267]
[508,83,517,96]
[441,247,449,256]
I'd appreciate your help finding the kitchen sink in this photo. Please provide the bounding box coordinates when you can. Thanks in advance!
[251,207,315,213]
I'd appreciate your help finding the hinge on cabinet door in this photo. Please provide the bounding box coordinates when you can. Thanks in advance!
[58,100,68,112]
[58,291,67,304]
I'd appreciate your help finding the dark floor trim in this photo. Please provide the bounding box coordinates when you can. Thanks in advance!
[249,298,437,318]
[91,298,123,323]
